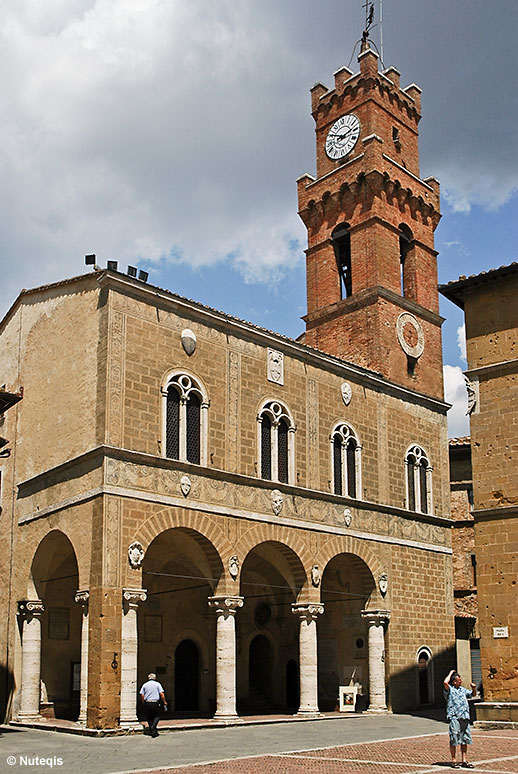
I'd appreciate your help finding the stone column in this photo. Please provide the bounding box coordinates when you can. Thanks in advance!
[75,590,89,725]
[17,600,45,720]
[291,602,324,715]
[208,596,244,720]
[361,609,391,712]
[120,588,147,727]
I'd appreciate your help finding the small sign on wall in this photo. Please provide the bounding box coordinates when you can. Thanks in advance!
[493,626,509,639]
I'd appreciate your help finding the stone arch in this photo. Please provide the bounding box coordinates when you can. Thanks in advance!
[28,529,80,600]
[130,506,234,592]
[27,529,82,720]
[315,533,384,604]
[26,528,83,598]
[236,524,311,599]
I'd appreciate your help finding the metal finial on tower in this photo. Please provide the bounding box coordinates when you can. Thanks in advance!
[361,0,375,51]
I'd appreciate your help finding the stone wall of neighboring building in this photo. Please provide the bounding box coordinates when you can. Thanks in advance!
[441,264,518,727]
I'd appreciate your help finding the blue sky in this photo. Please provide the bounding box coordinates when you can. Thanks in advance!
[1,1,517,438]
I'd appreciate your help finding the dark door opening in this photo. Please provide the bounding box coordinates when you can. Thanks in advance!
[248,635,273,712]
[174,639,200,711]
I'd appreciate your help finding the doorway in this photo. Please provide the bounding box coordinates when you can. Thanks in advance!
[175,639,200,711]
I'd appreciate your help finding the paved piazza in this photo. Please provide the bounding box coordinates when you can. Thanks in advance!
[2,717,518,774]
[150,730,518,774]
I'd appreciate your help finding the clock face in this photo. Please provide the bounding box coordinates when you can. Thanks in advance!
[325,114,360,160]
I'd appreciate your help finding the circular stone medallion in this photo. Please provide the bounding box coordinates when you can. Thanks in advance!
[396,312,424,359]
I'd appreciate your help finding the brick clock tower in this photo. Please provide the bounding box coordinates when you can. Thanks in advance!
[297,43,443,400]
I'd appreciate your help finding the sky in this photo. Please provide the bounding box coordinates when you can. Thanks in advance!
[1,0,517,438]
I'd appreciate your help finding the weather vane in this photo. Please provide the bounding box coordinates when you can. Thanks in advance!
[348,0,384,69]
[361,1,375,50]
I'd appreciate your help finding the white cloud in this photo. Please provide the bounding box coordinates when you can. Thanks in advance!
[456,324,467,362]
[443,364,469,438]
[1,0,517,323]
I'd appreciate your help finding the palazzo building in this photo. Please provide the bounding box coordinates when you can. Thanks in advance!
[0,43,455,729]
[441,264,518,727]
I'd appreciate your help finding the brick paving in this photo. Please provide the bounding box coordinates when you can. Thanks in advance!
[146,730,518,774]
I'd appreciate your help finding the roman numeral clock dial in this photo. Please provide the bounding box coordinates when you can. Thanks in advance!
[325,114,361,160]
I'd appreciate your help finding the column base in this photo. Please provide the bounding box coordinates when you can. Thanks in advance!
[16,712,44,722]
[296,709,322,718]
[212,713,243,723]
[366,706,390,714]
[120,719,142,730]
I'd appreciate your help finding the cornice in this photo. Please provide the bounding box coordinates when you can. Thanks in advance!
[303,285,444,328]
[299,168,440,230]
[313,72,420,124]
[17,443,453,535]
[465,359,518,380]
[473,505,518,520]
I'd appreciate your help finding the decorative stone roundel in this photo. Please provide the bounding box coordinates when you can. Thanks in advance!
[128,541,145,569]
[396,312,424,359]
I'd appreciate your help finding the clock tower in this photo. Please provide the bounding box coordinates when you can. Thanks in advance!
[297,42,443,400]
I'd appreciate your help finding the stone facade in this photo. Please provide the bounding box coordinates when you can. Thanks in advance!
[441,264,518,727]
[0,47,455,729]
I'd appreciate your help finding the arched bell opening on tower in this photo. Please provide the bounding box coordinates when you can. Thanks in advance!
[332,223,352,300]
[399,224,414,299]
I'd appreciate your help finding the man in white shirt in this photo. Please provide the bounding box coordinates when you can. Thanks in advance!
[140,673,167,737]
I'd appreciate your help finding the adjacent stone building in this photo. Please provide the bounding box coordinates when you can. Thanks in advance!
[441,263,518,727]
[0,43,455,730]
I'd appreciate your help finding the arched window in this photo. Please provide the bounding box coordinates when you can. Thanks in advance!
[161,372,209,465]
[330,423,362,498]
[405,444,432,514]
[332,223,352,299]
[257,400,295,484]
[399,223,413,297]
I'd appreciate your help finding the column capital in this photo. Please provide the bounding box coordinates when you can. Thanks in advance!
[291,602,324,620]
[122,588,147,611]
[75,589,90,606]
[208,596,244,616]
[17,600,45,617]
[361,609,391,624]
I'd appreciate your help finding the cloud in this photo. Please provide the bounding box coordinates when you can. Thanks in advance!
[456,324,467,362]
[443,364,469,438]
[1,0,517,323]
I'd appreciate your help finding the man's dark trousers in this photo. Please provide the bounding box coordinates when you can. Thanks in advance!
[144,701,160,737]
